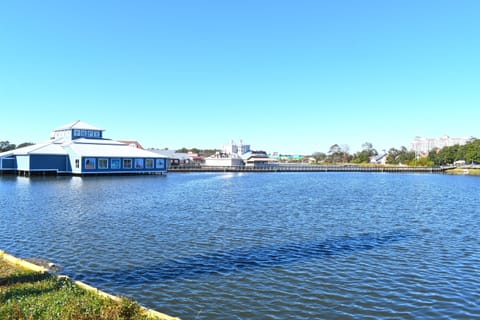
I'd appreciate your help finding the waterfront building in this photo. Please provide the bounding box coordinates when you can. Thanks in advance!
[242,151,279,167]
[204,140,276,167]
[411,135,475,155]
[204,152,244,167]
[370,153,388,165]
[149,149,202,167]
[0,120,168,176]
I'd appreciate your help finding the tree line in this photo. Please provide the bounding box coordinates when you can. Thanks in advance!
[311,142,420,165]
[311,139,480,166]
[0,141,34,153]
[427,139,480,165]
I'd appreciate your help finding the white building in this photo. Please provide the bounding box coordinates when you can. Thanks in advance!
[204,140,249,167]
[222,140,251,155]
[411,135,475,155]
[204,140,278,167]
[0,120,168,176]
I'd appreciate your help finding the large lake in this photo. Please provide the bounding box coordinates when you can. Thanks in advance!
[1,172,479,319]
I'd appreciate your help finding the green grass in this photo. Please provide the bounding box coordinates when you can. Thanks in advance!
[445,168,480,175]
[0,263,155,320]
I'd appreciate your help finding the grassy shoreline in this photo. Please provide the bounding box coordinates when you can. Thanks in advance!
[445,168,480,175]
[0,253,178,320]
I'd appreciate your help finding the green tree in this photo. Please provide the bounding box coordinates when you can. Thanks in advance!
[312,152,327,164]
[465,139,480,164]
[386,147,400,164]
[0,141,16,152]
[352,142,377,164]
[17,142,35,149]
[176,147,189,153]
[408,157,434,167]
[328,144,344,163]
[428,148,441,165]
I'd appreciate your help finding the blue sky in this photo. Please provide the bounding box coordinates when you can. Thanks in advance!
[1,0,479,155]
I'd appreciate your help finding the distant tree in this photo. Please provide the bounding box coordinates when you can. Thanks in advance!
[386,147,400,164]
[397,146,415,164]
[361,142,376,154]
[328,144,344,163]
[352,142,377,164]
[312,152,327,164]
[427,148,441,165]
[176,147,189,153]
[441,145,458,165]
[340,144,351,162]
[428,139,480,166]
[16,142,35,149]
[0,141,16,152]
[465,139,480,164]
[388,146,415,165]
[408,157,434,167]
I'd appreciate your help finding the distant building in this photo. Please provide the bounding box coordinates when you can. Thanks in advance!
[150,149,202,166]
[0,120,168,176]
[223,140,250,155]
[204,140,277,167]
[242,150,279,167]
[119,140,145,149]
[411,135,475,155]
[370,153,387,165]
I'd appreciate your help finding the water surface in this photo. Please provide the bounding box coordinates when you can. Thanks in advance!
[1,173,479,319]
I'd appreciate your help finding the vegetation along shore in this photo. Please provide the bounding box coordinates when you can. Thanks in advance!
[0,250,179,320]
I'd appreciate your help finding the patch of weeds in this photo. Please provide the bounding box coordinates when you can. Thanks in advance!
[0,274,154,319]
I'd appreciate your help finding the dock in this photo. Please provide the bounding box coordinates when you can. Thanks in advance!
[168,165,454,173]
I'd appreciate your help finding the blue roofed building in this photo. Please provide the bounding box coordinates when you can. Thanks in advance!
[0,121,168,176]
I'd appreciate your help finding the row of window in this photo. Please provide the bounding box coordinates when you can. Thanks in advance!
[73,129,102,138]
[75,158,165,170]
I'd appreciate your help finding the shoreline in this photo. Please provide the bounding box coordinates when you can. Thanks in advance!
[444,168,480,176]
[0,249,180,320]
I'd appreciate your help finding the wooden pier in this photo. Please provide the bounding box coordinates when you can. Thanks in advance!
[168,165,453,173]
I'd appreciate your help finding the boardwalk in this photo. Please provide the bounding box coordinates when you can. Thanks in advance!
[168,165,453,173]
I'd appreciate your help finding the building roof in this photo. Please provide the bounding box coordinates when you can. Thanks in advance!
[1,141,68,156]
[53,120,104,132]
[150,149,191,160]
[118,140,145,149]
[1,139,165,159]
[68,141,164,158]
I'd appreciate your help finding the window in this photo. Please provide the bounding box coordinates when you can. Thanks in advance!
[94,131,100,138]
[98,158,108,169]
[156,158,165,169]
[134,159,144,169]
[75,159,80,169]
[85,158,96,169]
[111,159,121,169]
[73,130,81,137]
[145,159,154,169]
[123,159,132,169]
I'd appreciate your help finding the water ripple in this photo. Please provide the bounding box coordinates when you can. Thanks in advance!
[81,231,411,285]
[2,173,480,319]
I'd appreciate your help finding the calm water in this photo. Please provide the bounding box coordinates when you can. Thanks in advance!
[1,172,479,319]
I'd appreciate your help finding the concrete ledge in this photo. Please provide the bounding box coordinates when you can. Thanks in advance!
[0,250,180,320]
[0,250,48,273]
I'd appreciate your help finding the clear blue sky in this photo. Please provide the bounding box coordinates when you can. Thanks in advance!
[1,0,479,155]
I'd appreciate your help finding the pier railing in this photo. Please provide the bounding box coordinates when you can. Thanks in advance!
[168,164,453,173]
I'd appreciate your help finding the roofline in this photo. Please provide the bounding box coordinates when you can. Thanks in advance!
[54,120,105,132]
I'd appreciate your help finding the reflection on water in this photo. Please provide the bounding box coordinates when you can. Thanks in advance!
[1,173,479,320]
[85,231,413,285]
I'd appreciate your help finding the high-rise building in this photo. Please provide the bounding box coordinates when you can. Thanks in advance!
[411,135,475,155]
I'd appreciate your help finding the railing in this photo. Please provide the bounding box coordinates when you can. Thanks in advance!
[168,164,453,173]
